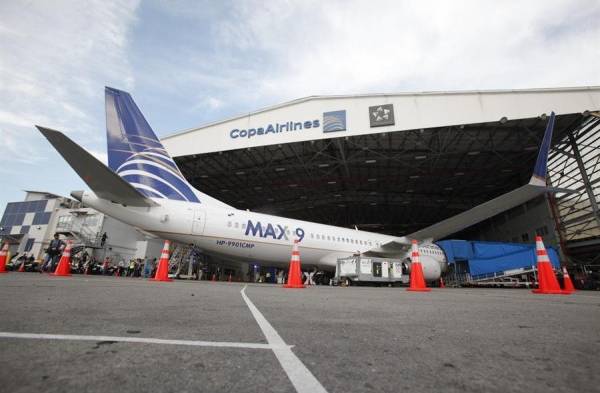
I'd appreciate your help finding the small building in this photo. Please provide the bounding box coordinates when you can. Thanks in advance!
[0,191,148,263]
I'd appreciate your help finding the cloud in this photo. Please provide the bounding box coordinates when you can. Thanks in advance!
[0,0,140,162]
[203,0,600,103]
[89,149,108,165]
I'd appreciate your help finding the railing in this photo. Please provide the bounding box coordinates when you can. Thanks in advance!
[55,221,104,249]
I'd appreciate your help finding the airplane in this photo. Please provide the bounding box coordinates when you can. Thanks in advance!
[37,87,557,282]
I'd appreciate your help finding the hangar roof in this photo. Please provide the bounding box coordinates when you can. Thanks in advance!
[165,87,600,237]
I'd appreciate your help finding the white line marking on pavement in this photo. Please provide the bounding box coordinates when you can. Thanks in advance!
[0,332,272,349]
[241,285,328,393]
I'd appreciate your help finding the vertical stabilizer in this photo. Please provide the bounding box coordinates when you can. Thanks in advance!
[105,87,205,203]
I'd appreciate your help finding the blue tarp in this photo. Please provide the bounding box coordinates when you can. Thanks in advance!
[436,240,560,277]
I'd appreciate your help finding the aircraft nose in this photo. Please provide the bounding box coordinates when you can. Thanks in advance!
[70,190,84,201]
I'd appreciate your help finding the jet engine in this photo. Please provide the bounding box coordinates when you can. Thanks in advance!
[405,244,448,281]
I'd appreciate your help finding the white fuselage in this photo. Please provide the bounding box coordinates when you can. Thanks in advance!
[80,192,446,278]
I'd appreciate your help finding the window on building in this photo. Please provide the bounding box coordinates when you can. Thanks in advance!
[32,212,51,225]
[24,238,35,252]
[82,215,98,227]
[535,226,549,236]
[56,215,73,229]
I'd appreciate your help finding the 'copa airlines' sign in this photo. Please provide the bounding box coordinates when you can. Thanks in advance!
[230,119,320,139]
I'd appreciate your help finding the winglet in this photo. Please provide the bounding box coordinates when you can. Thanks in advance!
[529,112,555,186]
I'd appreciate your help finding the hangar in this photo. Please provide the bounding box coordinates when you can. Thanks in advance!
[162,87,600,266]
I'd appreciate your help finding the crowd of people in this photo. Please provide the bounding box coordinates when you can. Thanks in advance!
[8,235,322,284]
[7,233,160,277]
[97,256,158,278]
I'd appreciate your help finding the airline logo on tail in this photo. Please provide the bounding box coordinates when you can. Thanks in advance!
[105,87,200,203]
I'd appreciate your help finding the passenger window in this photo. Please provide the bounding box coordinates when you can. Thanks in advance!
[235,222,239,228]
[228,221,232,227]
[242,223,246,229]
[310,233,314,239]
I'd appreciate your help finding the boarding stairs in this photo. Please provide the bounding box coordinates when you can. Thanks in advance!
[55,222,104,255]
[452,266,538,288]
[171,243,204,279]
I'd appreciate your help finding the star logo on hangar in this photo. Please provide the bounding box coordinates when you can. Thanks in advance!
[368,104,395,127]
[372,106,391,121]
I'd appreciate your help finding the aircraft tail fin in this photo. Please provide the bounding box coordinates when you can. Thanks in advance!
[105,87,230,207]
[407,112,557,241]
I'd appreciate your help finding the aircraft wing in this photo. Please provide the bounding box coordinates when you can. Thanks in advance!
[406,112,558,242]
[37,126,158,207]
[406,183,547,241]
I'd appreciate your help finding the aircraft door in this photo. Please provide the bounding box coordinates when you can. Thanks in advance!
[191,210,206,235]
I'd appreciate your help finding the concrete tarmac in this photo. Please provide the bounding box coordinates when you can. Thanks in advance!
[0,274,598,393]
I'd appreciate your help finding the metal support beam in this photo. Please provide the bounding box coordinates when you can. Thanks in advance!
[567,131,600,228]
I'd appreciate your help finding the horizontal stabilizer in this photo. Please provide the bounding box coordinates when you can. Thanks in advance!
[37,126,157,207]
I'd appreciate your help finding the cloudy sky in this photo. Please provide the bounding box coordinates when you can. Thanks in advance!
[1,0,599,212]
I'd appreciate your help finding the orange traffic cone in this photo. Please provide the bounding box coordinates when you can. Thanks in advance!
[407,240,431,292]
[52,241,73,277]
[0,243,8,273]
[532,236,568,295]
[439,277,445,288]
[149,240,173,282]
[561,267,575,293]
[283,240,305,288]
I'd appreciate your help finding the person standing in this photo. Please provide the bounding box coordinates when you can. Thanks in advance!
[45,233,64,272]
[187,246,201,280]
[143,256,152,278]
[117,259,125,276]
[150,258,157,277]
[134,259,142,277]
[102,257,111,275]
[128,259,135,277]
